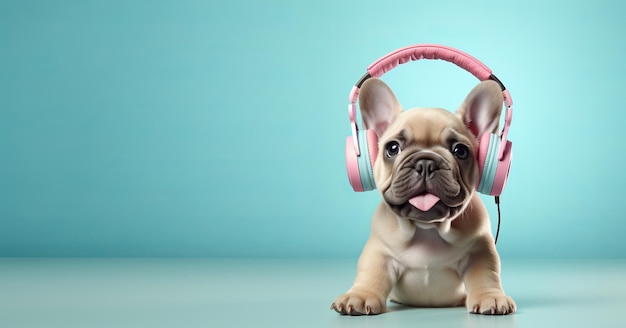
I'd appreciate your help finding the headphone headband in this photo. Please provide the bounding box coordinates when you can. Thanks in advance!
[347,44,513,160]
[369,44,492,81]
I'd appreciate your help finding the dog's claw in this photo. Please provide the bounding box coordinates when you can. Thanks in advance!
[331,303,343,313]
[481,307,494,315]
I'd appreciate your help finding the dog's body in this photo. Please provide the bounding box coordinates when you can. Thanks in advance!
[331,79,516,315]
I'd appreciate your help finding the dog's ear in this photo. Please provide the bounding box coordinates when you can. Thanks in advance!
[359,78,403,137]
[456,80,504,138]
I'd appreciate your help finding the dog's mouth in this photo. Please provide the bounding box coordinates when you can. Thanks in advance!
[387,191,464,223]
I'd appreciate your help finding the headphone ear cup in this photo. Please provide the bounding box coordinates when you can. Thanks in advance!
[345,135,364,192]
[490,140,512,196]
[477,133,498,195]
[477,133,512,196]
[345,130,378,192]
[356,130,378,191]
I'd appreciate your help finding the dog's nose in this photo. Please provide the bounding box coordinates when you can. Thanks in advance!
[416,158,438,179]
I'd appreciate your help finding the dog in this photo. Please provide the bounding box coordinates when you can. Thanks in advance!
[331,78,516,315]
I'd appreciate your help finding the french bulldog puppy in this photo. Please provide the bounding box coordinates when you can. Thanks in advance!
[331,78,516,315]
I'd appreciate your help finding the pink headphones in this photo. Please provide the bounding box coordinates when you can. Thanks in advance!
[345,44,513,196]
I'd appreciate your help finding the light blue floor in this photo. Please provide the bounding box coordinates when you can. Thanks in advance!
[1,258,625,328]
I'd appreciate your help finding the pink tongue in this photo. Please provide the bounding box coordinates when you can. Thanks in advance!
[408,193,440,211]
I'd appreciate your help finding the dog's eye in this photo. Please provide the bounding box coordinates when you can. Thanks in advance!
[385,141,401,158]
[452,144,470,160]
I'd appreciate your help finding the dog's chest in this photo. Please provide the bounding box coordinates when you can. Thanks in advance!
[396,228,463,268]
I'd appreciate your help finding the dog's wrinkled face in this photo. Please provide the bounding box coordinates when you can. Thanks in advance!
[378,109,478,222]
[358,78,504,223]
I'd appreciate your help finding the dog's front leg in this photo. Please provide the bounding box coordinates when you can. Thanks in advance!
[331,241,395,315]
[462,238,516,315]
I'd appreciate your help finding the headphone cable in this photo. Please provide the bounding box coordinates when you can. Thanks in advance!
[494,196,501,245]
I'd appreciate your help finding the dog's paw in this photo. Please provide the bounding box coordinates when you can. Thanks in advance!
[330,290,386,316]
[467,292,516,315]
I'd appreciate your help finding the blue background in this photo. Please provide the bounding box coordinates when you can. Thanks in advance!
[1,0,625,258]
